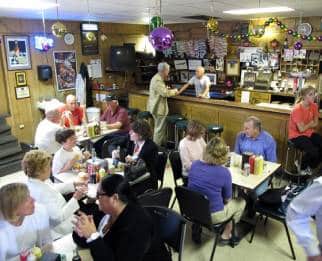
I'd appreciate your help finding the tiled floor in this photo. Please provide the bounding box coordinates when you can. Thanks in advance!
[0,167,309,261]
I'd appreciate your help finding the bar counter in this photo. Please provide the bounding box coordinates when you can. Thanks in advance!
[128,89,322,165]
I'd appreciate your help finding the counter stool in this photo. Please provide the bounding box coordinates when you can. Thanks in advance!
[166,114,185,149]
[127,108,139,123]
[174,120,188,149]
[206,124,224,142]
[137,111,154,131]
[281,140,304,185]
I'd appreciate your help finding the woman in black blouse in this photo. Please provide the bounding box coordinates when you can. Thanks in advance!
[73,174,170,261]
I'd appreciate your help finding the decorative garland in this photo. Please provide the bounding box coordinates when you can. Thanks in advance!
[211,17,322,42]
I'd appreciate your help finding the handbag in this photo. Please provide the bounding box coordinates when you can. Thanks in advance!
[124,158,148,181]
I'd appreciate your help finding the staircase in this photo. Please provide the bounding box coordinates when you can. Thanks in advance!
[0,116,24,177]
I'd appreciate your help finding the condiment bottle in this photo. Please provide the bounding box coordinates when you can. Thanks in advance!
[254,155,264,175]
[249,155,256,174]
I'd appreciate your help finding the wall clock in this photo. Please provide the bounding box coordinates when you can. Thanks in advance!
[64,33,75,45]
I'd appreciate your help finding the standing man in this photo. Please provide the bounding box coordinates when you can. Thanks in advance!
[179,66,210,98]
[287,177,322,261]
[60,94,85,128]
[147,62,179,146]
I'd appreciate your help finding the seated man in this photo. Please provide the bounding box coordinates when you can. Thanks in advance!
[60,94,85,128]
[234,116,277,215]
[179,66,211,98]
[34,100,63,155]
[94,95,130,157]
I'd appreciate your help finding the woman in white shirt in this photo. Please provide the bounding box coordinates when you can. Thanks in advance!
[52,128,90,177]
[179,120,206,177]
[0,183,52,260]
[23,150,87,239]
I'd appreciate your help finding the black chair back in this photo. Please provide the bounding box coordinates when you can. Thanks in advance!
[101,139,112,158]
[145,206,186,261]
[138,188,173,208]
[175,186,213,231]
[156,148,168,188]
[169,151,183,187]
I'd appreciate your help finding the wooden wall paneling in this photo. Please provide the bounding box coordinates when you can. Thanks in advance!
[168,100,191,119]
[190,103,219,127]
[0,44,9,115]
[128,94,148,111]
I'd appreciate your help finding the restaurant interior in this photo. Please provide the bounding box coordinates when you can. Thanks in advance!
[0,0,322,260]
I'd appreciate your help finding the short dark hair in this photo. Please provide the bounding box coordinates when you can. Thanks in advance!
[100,174,136,204]
[245,116,261,131]
[55,128,76,144]
[186,120,205,139]
[131,120,152,140]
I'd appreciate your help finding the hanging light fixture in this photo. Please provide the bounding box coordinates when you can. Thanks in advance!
[207,1,219,33]
[84,0,96,42]
[51,0,67,38]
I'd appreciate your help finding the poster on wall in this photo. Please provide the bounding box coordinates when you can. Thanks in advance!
[53,51,77,91]
[4,35,31,71]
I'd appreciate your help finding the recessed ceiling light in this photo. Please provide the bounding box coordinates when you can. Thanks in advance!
[0,0,58,10]
[223,6,294,15]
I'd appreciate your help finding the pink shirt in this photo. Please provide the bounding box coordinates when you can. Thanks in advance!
[179,137,206,176]
[100,106,130,133]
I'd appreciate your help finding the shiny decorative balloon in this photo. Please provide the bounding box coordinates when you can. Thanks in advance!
[294,41,303,50]
[86,32,96,42]
[150,16,163,30]
[318,36,322,41]
[207,17,219,33]
[149,27,174,51]
[51,21,67,38]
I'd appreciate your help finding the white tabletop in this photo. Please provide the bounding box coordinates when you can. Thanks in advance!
[229,160,281,190]
[77,128,119,143]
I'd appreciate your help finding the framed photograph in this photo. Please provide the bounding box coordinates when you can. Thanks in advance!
[206,73,216,85]
[4,35,31,70]
[15,71,27,86]
[15,86,30,99]
[81,31,99,55]
[226,59,240,76]
[180,70,189,83]
[53,51,77,91]
[188,59,202,70]
[174,59,188,70]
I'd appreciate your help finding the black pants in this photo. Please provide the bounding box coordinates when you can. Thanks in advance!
[93,132,128,158]
[291,133,322,169]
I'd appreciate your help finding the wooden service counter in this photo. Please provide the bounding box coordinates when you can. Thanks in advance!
[128,89,322,165]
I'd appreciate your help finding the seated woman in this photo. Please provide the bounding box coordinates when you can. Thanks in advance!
[179,120,206,177]
[288,85,322,174]
[23,150,87,239]
[188,137,246,245]
[116,120,159,190]
[52,128,90,177]
[73,174,171,261]
[0,183,52,260]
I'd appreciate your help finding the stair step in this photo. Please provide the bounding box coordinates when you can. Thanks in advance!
[0,125,11,135]
[0,140,19,150]
[0,117,6,125]
[0,146,22,159]
[0,152,24,166]
[0,135,17,145]
[0,160,22,177]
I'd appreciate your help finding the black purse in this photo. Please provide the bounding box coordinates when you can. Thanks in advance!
[124,158,148,181]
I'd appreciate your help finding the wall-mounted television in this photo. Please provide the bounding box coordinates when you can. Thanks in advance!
[110,44,136,71]
[34,36,54,51]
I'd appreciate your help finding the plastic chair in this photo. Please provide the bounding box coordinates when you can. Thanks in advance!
[169,151,187,208]
[156,148,168,189]
[145,206,186,261]
[175,186,234,261]
[138,187,173,208]
[249,201,296,260]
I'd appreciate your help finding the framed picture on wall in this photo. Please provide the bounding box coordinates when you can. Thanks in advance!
[180,70,189,83]
[206,73,216,85]
[15,71,27,86]
[4,35,31,71]
[15,86,30,99]
[226,58,240,76]
[53,51,77,91]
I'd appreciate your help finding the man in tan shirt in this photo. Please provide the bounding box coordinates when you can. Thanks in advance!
[147,62,179,146]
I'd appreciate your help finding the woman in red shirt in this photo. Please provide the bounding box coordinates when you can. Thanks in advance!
[288,86,322,173]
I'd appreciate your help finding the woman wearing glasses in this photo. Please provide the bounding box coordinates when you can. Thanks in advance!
[73,174,171,261]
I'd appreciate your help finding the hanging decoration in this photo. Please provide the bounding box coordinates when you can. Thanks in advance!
[207,17,219,33]
[270,39,280,49]
[51,0,67,38]
[150,16,163,30]
[212,17,322,43]
[149,27,174,51]
[294,41,303,50]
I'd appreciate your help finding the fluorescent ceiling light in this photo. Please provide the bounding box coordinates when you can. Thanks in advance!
[0,0,58,10]
[223,6,294,15]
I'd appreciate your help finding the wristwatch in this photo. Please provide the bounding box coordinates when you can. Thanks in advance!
[87,232,100,243]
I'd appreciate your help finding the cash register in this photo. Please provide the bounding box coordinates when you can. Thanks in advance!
[254,71,273,90]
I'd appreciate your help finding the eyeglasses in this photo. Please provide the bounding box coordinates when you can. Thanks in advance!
[96,192,108,199]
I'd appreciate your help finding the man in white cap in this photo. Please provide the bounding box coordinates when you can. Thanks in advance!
[179,66,210,98]
[34,100,64,154]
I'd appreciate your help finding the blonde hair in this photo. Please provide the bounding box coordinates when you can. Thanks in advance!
[186,120,205,140]
[203,137,228,165]
[22,150,52,178]
[0,183,29,221]
[296,86,316,104]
